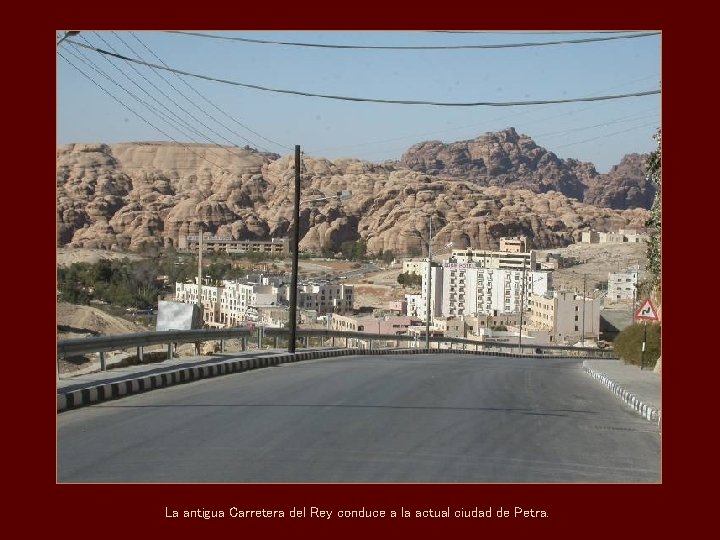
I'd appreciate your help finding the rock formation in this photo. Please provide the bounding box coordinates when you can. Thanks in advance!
[56,136,651,255]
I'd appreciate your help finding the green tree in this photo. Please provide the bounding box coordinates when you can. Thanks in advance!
[645,129,661,292]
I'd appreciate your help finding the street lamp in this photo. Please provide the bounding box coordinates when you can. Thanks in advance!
[288,145,352,353]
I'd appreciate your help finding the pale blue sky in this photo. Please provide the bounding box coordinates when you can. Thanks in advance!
[57,30,660,173]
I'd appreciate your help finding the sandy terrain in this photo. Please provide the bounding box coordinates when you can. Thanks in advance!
[57,247,144,267]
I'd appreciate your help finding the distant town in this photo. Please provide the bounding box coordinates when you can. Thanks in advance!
[166,229,649,350]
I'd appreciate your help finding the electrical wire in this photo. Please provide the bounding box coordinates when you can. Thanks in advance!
[58,50,246,176]
[129,31,290,152]
[87,33,257,160]
[64,40,661,108]
[165,30,659,50]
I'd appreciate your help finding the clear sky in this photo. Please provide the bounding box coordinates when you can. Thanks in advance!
[56,30,660,174]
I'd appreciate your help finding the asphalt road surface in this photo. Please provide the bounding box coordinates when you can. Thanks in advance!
[57,354,660,483]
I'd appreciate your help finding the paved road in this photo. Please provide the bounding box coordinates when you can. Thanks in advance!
[57,354,660,483]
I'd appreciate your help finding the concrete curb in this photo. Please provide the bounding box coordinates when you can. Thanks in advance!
[57,348,611,412]
[583,366,661,425]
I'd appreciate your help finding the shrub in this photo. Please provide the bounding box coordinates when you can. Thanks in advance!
[612,323,661,368]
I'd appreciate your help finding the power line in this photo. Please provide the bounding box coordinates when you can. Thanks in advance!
[63,41,206,144]
[128,31,289,152]
[86,33,255,161]
[552,121,659,150]
[307,75,660,156]
[58,50,242,176]
[65,40,661,108]
[165,30,659,50]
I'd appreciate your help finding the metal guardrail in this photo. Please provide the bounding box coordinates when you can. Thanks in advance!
[58,327,617,370]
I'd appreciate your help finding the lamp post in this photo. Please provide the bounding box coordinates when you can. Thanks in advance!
[287,144,351,353]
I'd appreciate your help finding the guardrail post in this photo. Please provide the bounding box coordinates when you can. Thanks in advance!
[99,351,106,371]
[274,336,278,348]
[257,327,262,348]
[332,336,336,347]
[137,346,144,363]
[242,337,247,351]
[220,340,225,353]
[167,343,172,360]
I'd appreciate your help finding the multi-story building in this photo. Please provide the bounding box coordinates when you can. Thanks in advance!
[441,259,551,317]
[451,248,536,272]
[469,311,521,334]
[608,269,639,301]
[499,236,528,253]
[418,262,444,322]
[175,280,284,326]
[180,235,289,254]
[331,314,415,334]
[402,259,427,277]
[405,294,423,318]
[527,290,602,345]
[294,282,354,315]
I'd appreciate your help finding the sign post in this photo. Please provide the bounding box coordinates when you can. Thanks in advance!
[634,298,659,370]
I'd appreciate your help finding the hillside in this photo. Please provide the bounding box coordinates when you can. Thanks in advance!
[56,134,651,256]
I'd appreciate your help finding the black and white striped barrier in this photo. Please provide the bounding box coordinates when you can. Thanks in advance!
[583,366,661,425]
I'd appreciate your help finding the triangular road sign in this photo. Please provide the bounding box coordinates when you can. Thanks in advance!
[635,298,659,321]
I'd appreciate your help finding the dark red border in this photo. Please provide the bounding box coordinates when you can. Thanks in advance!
[8,1,699,535]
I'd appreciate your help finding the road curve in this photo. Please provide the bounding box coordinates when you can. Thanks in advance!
[57,354,660,483]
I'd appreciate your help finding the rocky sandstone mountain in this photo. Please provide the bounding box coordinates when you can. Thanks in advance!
[400,127,655,210]
[57,138,650,255]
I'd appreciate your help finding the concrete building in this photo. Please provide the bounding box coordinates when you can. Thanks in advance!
[405,294,423,318]
[175,279,285,327]
[581,231,600,244]
[470,311,521,334]
[418,263,444,322]
[180,235,289,254]
[451,248,536,272]
[608,269,639,302]
[434,317,467,338]
[499,236,528,253]
[293,282,354,315]
[402,259,427,277]
[440,259,551,317]
[387,300,407,315]
[527,290,602,345]
[331,314,416,335]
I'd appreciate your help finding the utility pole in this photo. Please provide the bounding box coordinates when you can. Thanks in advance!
[425,216,433,350]
[197,228,203,312]
[582,273,587,347]
[288,145,301,354]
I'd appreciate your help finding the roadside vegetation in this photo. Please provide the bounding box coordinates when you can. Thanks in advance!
[612,323,661,369]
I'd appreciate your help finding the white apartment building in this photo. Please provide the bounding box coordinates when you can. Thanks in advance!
[175,279,285,327]
[294,282,354,315]
[527,290,601,345]
[418,263,444,322]
[441,260,551,317]
[608,269,639,301]
[405,294,423,318]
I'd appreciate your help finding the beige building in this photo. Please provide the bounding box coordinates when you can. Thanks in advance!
[451,248,535,272]
[295,283,353,315]
[331,314,415,334]
[433,317,467,338]
[181,235,289,254]
[527,291,601,345]
[402,259,427,276]
[499,236,528,253]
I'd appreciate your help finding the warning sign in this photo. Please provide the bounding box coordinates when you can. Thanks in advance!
[635,298,659,321]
